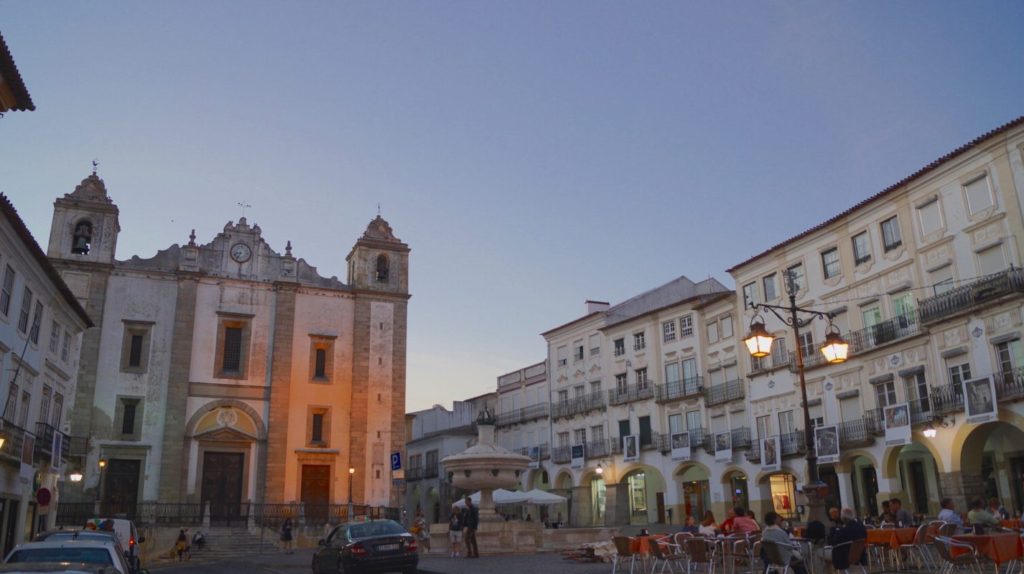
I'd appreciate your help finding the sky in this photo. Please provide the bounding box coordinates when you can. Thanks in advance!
[2,2,1023,412]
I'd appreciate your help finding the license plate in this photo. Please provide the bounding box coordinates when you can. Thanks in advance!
[377,543,399,551]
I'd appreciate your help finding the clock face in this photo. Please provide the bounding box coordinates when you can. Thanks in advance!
[230,243,252,263]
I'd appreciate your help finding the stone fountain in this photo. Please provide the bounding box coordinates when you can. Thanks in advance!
[438,408,537,554]
[442,407,531,522]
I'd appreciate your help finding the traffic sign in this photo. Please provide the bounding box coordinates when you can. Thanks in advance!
[390,452,402,471]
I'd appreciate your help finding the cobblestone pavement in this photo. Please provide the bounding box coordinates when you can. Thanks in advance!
[150,548,614,574]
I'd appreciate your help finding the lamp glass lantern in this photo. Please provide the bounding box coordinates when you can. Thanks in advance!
[819,324,850,364]
[69,470,84,482]
[743,318,774,358]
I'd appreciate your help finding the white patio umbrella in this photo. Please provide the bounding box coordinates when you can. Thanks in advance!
[523,488,567,505]
[452,489,529,507]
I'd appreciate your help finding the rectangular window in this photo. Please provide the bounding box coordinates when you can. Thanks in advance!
[742,282,758,309]
[425,450,438,470]
[917,200,943,236]
[873,379,897,407]
[573,384,585,398]
[223,328,242,370]
[852,231,871,265]
[681,358,698,382]
[573,428,586,446]
[61,332,71,362]
[4,383,17,423]
[720,315,733,339]
[557,431,570,448]
[763,274,778,301]
[557,345,568,366]
[771,337,788,367]
[18,390,30,428]
[977,244,1006,276]
[706,321,719,344]
[590,424,604,442]
[589,334,600,356]
[635,368,648,390]
[29,302,43,344]
[615,373,628,394]
[777,410,795,435]
[613,338,625,356]
[573,340,584,361]
[668,413,683,435]
[996,340,1024,378]
[311,413,324,443]
[756,415,771,439]
[947,361,972,387]
[821,248,841,279]
[49,321,61,354]
[38,386,51,425]
[799,331,814,360]
[618,419,631,439]
[685,410,702,431]
[679,315,694,337]
[557,389,568,403]
[881,216,902,251]
[314,348,327,378]
[0,265,13,316]
[665,362,680,386]
[589,380,602,394]
[51,393,63,428]
[663,320,676,342]
[633,332,646,351]
[17,287,32,333]
[930,265,955,295]
[638,416,652,446]
[122,400,137,435]
[128,334,144,368]
[786,263,804,292]
[903,371,929,412]
[965,176,994,215]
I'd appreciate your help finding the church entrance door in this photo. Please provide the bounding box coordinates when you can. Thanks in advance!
[301,465,331,526]
[202,452,244,526]
[101,459,140,517]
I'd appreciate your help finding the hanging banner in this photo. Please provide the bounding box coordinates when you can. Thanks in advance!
[622,435,639,462]
[761,436,780,472]
[714,432,732,463]
[528,446,540,469]
[570,444,585,469]
[884,402,911,446]
[964,376,998,424]
[815,425,840,465]
[670,432,690,461]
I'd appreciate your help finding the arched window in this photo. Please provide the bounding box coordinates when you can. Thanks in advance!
[375,254,389,283]
[72,220,93,255]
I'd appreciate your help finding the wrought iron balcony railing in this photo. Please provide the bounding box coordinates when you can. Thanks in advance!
[919,267,1024,324]
[495,403,550,427]
[655,377,703,403]
[704,379,745,406]
[551,391,606,420]
[608,382,655,406]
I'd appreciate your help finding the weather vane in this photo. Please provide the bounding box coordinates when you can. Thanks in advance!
[92,159,99,175]
[377,202,381,216]
[237,201,252,219]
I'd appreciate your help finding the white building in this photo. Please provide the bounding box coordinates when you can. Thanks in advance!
[0,194,90,551]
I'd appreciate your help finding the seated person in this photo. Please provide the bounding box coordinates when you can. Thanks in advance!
[762,511,806,574]
[680,515,700,534]
[720,507,737,534]
[967,499,1000,533]
[937,497,965,530]
[823,508,867,570]
[732,507,760,535]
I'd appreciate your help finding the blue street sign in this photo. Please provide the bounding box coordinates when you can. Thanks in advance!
[390,452,401,471]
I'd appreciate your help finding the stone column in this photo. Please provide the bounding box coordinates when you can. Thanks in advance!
[264,285,297,502]
[837,471,854,512]
[158,277,198,502]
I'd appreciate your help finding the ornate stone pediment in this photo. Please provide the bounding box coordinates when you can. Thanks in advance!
[195,426,255,443]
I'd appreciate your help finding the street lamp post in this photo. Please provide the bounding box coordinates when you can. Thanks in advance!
[348,466,355,519]
[743,270,849,524]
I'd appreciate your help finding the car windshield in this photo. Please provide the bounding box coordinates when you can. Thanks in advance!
[347,521,405,539]
[8,548,113,565]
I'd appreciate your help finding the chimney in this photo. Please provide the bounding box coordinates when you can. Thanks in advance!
[586,300,610,314]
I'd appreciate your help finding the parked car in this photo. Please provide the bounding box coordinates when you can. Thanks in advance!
[0,563,112,573]
[83,518,144,571]
[312,519,418,574]
[3,540,145,574]
[32,531,137,573]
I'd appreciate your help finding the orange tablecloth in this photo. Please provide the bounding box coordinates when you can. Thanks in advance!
[1000,519,1022,530]
[865,527,917,549]
[630,535,669,554]
[952,534,1024,565]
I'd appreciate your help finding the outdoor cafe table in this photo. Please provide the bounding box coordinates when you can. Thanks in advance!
[865,527,917,549]
[1000,519,1023,530]
[951,533,1023,569]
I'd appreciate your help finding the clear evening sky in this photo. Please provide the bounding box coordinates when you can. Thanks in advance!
[3,2,1023,412]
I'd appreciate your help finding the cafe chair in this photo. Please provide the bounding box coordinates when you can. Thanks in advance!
[649,537,688,574]
[932,535,982,574]
[761,540,801,574]
[683,537,716,574]
[824,539,867,574]
[898,522,935,570]
[612,536,638,574]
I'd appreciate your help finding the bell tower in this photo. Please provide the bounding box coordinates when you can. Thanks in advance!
[345,215,409,294]
[47,171,120,266]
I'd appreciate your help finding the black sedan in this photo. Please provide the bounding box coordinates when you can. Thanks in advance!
[312,519,418,574]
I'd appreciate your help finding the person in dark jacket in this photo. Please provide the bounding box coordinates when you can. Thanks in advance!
[462,496,480,558]
[827,508,867,570]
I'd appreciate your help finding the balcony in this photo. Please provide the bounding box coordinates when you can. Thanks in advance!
[919,267,1024,325]
[780,431,806,456]
[837,417,877,448]
[655,377,703,404]
[687,428,709,450]
[552,446,571,464]
[930,382,965,416]
[551,391,606,420]
[34,423,69,464]
[995,368,1024,402]
[495,403,550,427]
[423,464,439,479]
[608,382,655,406]
[704,379,745,406]
[730,427,752,450]
[406,467,423,481]
[515,443,550,460]
[586,439,614,459]
[907,397,934,426]
[0,422,30,461]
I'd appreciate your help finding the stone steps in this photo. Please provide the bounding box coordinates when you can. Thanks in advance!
[148,527,283,565]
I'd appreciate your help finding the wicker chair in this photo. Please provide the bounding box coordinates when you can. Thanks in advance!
[612,536,638,574]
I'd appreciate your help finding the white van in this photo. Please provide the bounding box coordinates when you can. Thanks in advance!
[83,518,144,571]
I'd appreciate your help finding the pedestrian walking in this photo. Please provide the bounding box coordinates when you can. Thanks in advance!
[462,496,480,558]
[175,528,190,561]
[412,510,430,553]
[280,517,294,553]
[448,506,463,557]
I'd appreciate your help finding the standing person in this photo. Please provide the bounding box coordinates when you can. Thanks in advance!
[412,510,430,554]
[448,507,463,558]
[175,528,190,561]
[462,496,480,558]
[280,517,294,554]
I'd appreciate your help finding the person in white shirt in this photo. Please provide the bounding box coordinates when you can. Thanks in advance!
[937,498,964,529]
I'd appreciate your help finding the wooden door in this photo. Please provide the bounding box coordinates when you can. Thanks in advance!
[302,465,331,525]
[102,459,140,517]
[202,452,244,525]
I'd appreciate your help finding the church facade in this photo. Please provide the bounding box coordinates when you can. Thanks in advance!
[47,173,409,514]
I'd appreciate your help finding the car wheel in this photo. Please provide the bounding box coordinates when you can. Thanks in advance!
[311,556,320,574]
